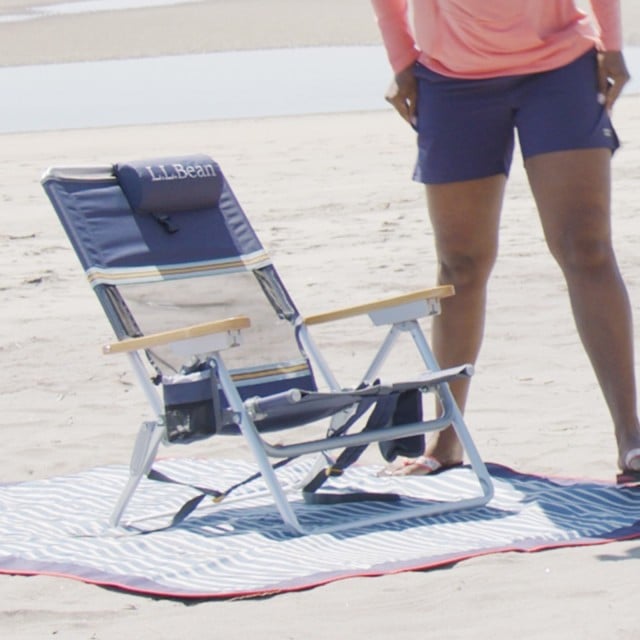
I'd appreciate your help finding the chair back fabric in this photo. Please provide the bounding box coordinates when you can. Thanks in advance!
[42,156,318,407]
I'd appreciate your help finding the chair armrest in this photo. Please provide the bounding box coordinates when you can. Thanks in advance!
[303,285,454,326]
[102,316,251,354]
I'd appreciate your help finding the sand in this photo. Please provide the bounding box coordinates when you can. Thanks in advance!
[1,1,640,638]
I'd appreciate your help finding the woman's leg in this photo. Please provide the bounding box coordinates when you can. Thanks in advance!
[394,174,506,474]
[526,148,640,471]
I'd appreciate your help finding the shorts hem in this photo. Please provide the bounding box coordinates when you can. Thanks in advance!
[412,167,509,186]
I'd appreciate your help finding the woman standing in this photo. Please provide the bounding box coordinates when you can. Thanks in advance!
[371,0,640,481]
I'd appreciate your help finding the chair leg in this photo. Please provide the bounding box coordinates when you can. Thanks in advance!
[213,358,307,532]
[407,321,494,503]
[110,421,165,527]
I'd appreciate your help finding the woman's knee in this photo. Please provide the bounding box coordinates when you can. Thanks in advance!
[548,224,615,274]
[437,250,496,289]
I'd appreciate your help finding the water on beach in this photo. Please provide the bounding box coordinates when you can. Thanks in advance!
[0,0,199,22]
[0,46,389,133]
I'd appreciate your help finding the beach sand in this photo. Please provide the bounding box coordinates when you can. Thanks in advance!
[2,1,640,638]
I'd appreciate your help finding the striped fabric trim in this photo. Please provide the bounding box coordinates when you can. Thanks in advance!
[86,250,271,286]
[231,360,312,387]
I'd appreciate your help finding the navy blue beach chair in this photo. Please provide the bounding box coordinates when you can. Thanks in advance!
[41,154,493,534]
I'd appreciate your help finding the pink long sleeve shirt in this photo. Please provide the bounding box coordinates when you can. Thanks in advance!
[371,0,622,78]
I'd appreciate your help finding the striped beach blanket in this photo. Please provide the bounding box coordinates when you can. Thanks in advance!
[0,459,639,599]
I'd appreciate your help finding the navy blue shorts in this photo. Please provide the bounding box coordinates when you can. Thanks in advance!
[413,49,619,184]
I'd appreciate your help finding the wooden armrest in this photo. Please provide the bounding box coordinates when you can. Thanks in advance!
[103,316,251,354]
[303,285,454,326]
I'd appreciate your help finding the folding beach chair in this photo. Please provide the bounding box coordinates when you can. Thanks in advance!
[41,154,494,534]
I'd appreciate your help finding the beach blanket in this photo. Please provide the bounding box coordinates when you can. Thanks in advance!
[1,459,639,600]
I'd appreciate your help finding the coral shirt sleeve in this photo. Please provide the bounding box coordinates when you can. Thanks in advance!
[370,0,420,72]
[590,0,623,50]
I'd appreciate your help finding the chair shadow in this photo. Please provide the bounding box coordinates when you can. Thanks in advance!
[124,462,640,547]
[126,487,516,542]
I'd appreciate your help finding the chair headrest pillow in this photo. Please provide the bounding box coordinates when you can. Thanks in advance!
[115,154,224,214]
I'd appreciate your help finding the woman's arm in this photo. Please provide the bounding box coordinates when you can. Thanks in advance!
[371,0,419,72]
[590,0,628,111]
[590,0,623,50]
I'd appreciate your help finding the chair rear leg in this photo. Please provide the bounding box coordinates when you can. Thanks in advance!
[110,421,165,526]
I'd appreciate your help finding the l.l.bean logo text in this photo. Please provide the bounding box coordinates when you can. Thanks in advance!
[145,162,217,181]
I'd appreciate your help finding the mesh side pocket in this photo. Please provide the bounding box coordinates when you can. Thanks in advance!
[162,366,221,443]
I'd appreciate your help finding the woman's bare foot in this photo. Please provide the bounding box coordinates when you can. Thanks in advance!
[377,454,463,477]
[377,427,464,476]
[619,448,640,472]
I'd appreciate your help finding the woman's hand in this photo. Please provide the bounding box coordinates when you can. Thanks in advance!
[598,51,630,113]
[385,65,418,127]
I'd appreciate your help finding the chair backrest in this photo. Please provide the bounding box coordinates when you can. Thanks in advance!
[42,155,318,404]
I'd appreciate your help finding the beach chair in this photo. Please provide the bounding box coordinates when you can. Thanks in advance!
[41,154,494,534]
